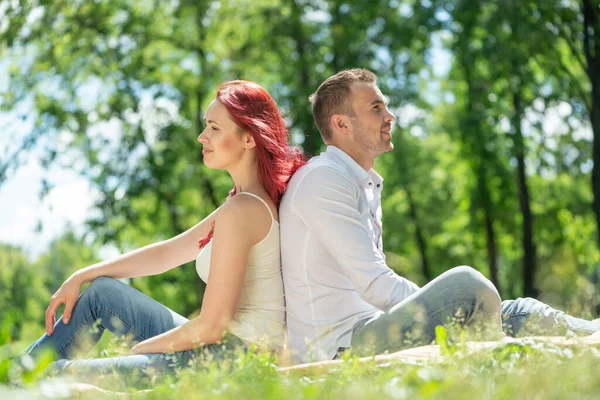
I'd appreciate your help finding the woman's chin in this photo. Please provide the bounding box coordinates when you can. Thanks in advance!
[202,157,214,168]
[202,160,223,170]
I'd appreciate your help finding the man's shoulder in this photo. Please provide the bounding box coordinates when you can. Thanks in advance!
[285,156,355,197]
[289,153,353,186]
[281,155,359,217]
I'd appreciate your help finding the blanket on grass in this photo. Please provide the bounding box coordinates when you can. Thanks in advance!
[7,335,600,398]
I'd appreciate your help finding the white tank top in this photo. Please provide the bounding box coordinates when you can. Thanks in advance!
[195,192,284,352]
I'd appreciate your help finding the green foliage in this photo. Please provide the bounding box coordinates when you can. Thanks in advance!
[2,335,600,399]
[1,0,600,360]
[0,233,103,344]
[2,2,600,397]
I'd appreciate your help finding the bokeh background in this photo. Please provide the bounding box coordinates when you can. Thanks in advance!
[1,0,599,345]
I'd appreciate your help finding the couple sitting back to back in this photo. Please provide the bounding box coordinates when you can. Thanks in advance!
[23,70,600,376]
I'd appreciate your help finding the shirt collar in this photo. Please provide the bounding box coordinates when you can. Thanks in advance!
[325,146,384,189]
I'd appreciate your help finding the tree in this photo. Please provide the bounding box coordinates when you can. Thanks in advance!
[537,1,600,250]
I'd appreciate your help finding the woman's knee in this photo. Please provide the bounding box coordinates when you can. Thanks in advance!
[88,276,121,293]
[85,277,127,306]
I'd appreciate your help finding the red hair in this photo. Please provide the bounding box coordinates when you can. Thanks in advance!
[198,80,306,248]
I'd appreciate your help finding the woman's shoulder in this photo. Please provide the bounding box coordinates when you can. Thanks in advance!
[214,194,274,242]
[220,192,272,214]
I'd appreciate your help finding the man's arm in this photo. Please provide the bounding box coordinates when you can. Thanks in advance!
[290,166,419,311]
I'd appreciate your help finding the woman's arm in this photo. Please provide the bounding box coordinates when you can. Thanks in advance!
[72,208,219,284]
[130,195,271,353]
[45,208,219,335]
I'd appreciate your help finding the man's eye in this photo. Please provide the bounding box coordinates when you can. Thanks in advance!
[211,126,219,131]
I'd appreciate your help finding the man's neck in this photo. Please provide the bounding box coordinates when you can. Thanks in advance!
[327,143,374,171]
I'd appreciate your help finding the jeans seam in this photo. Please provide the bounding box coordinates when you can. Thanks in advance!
[60,356,161,376]
[95,307,146,342]
[569,326,596,334]
[57,314,95,357]
[58,302,156,357]
[428,300,479,324]
[503,311,597,335]
[503,311,530,318]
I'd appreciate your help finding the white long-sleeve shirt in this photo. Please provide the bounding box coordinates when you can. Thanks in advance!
[280,145,420,363]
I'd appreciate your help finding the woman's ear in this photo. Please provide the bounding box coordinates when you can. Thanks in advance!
[244,133,256,149]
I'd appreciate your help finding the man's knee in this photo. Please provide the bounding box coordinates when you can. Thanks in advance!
[449,266,501,311]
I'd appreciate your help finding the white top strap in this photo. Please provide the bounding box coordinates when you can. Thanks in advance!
[237,192,276,221]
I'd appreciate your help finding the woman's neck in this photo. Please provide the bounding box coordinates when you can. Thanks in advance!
[228,161,264,195]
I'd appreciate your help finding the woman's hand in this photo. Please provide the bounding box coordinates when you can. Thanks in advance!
[129,337,164,355]
[129,343,142,355]
[45,274,84,336]
[129,342,152,355]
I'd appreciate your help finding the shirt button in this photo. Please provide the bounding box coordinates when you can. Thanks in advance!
[368,182,372,185]
[376,184,381,188]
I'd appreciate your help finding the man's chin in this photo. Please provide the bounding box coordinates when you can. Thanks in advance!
[375,144,394,158]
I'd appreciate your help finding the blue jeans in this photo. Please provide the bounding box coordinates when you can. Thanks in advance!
[350,266,600,356]
[501,296,600,337]
[22,277,246,378]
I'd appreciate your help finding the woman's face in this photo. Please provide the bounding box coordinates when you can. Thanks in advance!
[198,100,251,170]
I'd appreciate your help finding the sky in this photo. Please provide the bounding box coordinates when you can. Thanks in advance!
[0,151,99,257]
[0,102,105,258]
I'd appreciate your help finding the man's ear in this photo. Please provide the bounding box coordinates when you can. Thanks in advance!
[244,132,256,149]
[330,114,351,136]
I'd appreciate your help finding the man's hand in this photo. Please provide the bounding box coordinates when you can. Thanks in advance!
[45,275,83,336]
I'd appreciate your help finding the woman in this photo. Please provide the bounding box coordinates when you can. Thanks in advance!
[21,80,306,377]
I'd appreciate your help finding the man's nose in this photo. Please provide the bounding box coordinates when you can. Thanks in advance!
[385,108,396,122]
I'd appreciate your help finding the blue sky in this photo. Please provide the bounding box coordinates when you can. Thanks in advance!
[0,109,101,257]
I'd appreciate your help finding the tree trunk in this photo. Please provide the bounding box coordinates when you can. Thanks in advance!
[404,186,432,281]
[582,0,600,249]
[290,0,320,156]
[592,101,600,249]
[512,91,537,298]
[192,1,212,305]
[330,1,343,73]
[462,58,502,293]
[478,170,501,292]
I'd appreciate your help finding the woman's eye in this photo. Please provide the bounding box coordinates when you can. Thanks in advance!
[211,126,219,131]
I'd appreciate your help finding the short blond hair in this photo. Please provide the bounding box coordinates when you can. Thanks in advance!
[309,69,377,141]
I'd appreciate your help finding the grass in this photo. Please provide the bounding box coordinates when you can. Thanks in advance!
[2,327,600,399]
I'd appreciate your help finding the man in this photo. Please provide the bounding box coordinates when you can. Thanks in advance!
[279,69,600,364]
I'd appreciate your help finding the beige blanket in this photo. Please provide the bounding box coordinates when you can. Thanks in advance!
[278,334,600,374]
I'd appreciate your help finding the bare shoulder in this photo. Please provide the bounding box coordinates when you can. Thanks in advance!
[214,194,273,243]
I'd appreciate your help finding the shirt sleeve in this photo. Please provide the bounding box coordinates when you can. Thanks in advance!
[290,165,420,311]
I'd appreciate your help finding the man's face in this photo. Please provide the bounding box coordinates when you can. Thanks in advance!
[347,82,396,158]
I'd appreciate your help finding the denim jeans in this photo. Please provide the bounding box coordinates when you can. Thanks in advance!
[349,266,600,356]
[501,296,600,337]
[22,276,247,378]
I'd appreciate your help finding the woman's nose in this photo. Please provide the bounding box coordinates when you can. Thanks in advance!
[198,129,208,144]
